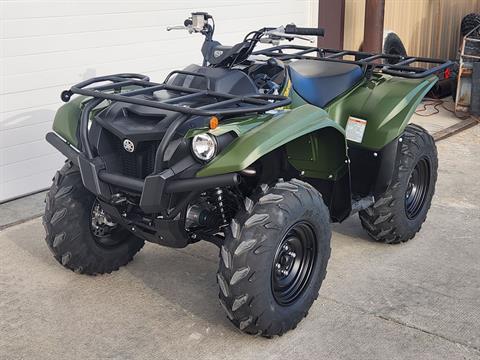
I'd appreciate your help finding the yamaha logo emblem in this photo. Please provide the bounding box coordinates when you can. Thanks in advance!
[123,139,135,152]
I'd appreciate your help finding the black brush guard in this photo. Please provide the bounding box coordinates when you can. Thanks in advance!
[253,45,454,79]
[47,73,291,214]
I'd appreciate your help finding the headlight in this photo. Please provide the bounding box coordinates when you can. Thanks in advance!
[191,133,217,161]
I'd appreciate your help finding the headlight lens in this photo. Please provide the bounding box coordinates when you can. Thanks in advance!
[191,133,217,161]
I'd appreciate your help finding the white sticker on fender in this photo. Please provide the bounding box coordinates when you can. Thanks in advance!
[346,116,367,143]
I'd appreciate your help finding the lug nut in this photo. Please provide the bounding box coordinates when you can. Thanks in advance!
[288,251,296,258]
[281,269,289,276]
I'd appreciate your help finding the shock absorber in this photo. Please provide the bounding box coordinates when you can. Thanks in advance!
[215,187,227,225]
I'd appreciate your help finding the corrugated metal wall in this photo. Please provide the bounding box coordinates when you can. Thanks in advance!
[0,0,318,202]
[344,0,480,58]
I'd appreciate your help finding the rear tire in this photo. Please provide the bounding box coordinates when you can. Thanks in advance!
[461,13,480,37]
[43,162,144,275]
[359,124,438,244]
[217,179,331,336]
[383,32,407,64]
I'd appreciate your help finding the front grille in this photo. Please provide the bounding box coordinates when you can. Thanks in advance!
[119,141,158,179]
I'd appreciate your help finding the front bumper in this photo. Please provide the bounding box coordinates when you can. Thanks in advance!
[46,132,240,214]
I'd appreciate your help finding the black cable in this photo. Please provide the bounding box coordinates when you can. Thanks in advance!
[415,98,470,120]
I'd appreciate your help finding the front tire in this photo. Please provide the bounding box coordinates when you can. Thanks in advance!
[43,162,144,275]
[217,179,331,337]
[359,124,438,244]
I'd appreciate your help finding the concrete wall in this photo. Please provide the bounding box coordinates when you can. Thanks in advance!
[0,0,318,202]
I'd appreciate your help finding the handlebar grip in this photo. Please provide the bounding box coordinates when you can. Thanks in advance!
[284,24,325,37]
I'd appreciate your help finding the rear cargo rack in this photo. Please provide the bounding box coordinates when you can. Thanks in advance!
[253,45,454,79]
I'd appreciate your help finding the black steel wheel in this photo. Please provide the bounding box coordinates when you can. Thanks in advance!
[217,179,331,337]
[360,124,438,244]
[405,157,430,219]
[272,221,317,306]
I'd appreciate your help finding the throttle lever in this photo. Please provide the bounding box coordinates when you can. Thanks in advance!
[265,29,314,43]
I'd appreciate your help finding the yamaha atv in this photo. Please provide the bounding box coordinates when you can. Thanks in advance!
[44,12,452,336]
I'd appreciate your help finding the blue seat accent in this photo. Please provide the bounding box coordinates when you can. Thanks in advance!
[288,60,364,108]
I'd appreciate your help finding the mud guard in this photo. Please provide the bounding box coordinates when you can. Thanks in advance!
[196,104,348,180]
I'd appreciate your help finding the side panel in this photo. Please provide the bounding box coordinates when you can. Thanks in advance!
[286,128,348,180]
[196,104,347,177]
[324,74,438,150]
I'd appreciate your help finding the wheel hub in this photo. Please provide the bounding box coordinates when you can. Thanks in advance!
[275,242,298,277]
[271,222,317,306]
[90,201,124,247]
[91,202,117,236]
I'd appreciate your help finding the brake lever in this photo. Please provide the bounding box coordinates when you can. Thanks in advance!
[167,25,188,31]
[291,34,314,43]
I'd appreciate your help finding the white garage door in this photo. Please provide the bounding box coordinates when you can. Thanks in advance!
[0,0,318,202]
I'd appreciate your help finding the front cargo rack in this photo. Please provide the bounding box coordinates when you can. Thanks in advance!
[253,45,454,79]
[53,72,292,205]
[61,72,291,162]
[61,72,290,117]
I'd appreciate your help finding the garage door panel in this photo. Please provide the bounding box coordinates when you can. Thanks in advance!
[3,1,298,21]
[1,140,56,167]
[3,152,64,183]
[4,3,304,38]
[2,1,258,20]
[3,51,201,94]
[5,9,307,58]
[2,106,59,131]
[1,122,55,149]
[2,164,64,202]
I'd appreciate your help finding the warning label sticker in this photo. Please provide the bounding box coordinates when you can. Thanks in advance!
[346,116,367,143]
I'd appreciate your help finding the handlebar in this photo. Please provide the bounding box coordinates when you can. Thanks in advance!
[284,24,325,37]
[166,12,325,67]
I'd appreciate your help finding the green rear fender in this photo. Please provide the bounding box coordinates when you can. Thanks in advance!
[326,74,438,150]
[197,104,348,178]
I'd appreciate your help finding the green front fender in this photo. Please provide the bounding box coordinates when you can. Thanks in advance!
[52,96,87,148]
[197,104,346,177]
[52,96,111,148]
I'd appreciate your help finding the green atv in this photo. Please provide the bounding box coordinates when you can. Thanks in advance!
[44,12,452,336]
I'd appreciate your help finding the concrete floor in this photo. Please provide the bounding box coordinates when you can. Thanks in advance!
[0,191,47,229]
[411,98,460,133]
[0,117,479,359]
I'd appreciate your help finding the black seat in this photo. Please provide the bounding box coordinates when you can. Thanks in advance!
[288,60,364,108]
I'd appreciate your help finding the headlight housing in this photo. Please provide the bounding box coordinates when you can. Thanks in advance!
[191,133,217,161]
